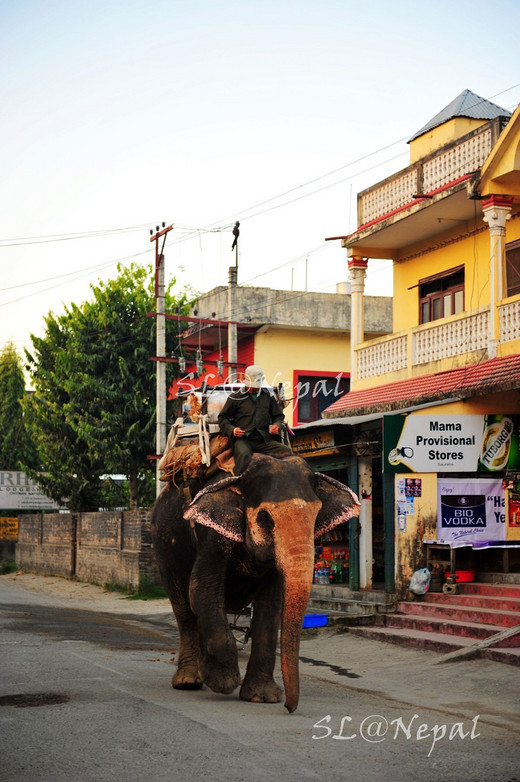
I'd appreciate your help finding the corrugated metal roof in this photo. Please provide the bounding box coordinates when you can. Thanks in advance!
[409,89,511,142]
[323,354,520,419]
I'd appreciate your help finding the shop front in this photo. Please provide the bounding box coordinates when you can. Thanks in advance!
[292,397,520,602]
[291,415,394,596]
[384,410,520,596]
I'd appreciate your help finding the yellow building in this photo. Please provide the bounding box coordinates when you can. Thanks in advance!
[299,90,520,596]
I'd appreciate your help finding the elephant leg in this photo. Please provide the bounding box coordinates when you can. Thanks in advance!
[189,551,241,695]
[170,605,203,690]
[151,493,203,689]
[155,558,203,690]
[240,575,283,704]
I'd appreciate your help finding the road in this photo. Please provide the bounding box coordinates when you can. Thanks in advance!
[1,574,518,782]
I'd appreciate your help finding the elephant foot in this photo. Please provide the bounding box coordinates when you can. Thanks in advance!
[240,675,283,704]
[172,666,203,690]
[202,658,241,695]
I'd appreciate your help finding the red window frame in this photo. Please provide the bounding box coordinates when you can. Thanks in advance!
[418,265,465,324]
[292,370,350,425]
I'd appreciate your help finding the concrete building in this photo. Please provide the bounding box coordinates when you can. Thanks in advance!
[168,283,391,428]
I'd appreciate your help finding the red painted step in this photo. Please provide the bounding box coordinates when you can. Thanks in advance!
[424,591,520,613]
[382,612,503,640]
[351,578,520,666]
[397,600,519,628]
[456,582,520,599]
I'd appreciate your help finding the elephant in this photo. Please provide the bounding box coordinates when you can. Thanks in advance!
[150,452,360,713]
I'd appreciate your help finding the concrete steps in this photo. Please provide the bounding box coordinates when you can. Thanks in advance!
[307,584,396,625]
[349,574,520,667]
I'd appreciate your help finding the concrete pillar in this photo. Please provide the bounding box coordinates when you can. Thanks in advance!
[348,256,368,381]
[227,266,238,382]
[482,196,512,358]
[358,457,373,589]
[155,254,166,498]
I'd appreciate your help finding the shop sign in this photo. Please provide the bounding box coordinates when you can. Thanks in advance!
[383,414,519,474]
[0,517,18,539]
[0,471,61,510]
[291,430,337,457]
[437,478,505,544]
[509,492,520,527]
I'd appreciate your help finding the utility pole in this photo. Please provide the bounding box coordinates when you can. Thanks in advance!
[228,222,240,382]
[150,222,173,497]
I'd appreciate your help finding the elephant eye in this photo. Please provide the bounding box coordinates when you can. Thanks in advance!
[255,509,274,536]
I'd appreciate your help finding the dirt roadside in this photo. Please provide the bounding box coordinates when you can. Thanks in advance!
[0,571,171,616]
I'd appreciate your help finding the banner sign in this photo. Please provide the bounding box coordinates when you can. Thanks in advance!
[0,472,61,510]
[0,517,18,539]
[383,414,519,473]
[437,478,505,544]
[291,430,337,457]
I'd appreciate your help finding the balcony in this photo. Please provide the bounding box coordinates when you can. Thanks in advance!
[343,118,507,257]
[354,296,520,385]
[359,125,493,227]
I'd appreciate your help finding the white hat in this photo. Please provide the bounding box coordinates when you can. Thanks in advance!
[243,364,264,389]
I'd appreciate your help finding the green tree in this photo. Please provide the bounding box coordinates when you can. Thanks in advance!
[0,341,38,471]
[23,263,192,511]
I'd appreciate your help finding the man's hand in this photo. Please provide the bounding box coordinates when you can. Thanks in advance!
[269,424,280,435]
[233,427,245,438]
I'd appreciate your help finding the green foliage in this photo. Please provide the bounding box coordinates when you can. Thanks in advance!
[126,575,167,600]
[23,262,193,511]
[104,580,131,594]
[104,575,166,600]
[0,342,39,471]
[0,560,18,575]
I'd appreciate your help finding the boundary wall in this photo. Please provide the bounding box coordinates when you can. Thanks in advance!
[15,510,159,589]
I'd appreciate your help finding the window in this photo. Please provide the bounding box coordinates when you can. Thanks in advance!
[419,266,464,324]
[505,239,520,297]
[294,372,350,424]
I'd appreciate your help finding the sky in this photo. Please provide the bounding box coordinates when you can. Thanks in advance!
[1,0,520,359]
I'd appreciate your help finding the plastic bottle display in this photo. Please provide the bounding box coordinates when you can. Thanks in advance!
[313,546,349,584]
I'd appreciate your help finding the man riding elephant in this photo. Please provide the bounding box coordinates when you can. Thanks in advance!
[218,364,291,475]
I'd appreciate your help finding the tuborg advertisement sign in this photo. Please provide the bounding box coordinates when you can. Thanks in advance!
[383,414,519,474]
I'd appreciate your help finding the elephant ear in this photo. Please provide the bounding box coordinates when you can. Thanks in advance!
[184,475,246,542]
[313,473,360,540]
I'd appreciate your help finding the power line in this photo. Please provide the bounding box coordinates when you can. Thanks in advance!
[0,223,157,248]
[0,250,151,308]
[171,82,520,240]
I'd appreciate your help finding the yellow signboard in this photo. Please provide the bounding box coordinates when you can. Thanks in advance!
[292,430,338,457]
[0,517,18,539]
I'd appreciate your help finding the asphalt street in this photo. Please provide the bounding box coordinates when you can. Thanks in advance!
[1,573,518,782]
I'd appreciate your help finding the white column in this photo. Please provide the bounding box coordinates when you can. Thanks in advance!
[358,457,373,589]
[348,256,368,382]
[482,196,512,358]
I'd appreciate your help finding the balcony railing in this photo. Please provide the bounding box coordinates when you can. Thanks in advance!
[355,298,520,380]
[359,126,494,226]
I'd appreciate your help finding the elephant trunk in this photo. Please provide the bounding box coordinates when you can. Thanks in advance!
[274,501,319,714]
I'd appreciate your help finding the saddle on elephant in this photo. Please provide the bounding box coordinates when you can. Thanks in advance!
[159,432,235,483]
[159,381,291,484]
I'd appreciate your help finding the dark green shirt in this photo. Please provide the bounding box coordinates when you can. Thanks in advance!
[218,389,285,442]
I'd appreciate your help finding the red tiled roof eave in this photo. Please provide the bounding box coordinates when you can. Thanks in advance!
[323,354,520,418]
